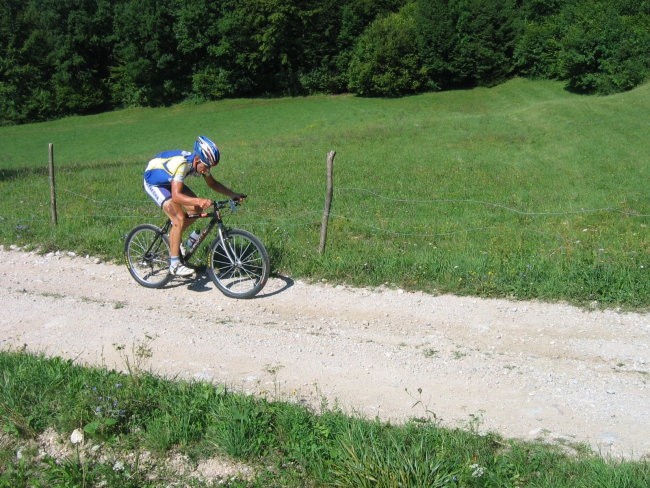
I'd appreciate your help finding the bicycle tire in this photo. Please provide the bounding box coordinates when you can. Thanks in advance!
[207,228,270,299]
[124,224,172,289]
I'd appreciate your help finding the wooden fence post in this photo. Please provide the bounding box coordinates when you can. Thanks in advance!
[319,150,335,254]
[48,143,58,225]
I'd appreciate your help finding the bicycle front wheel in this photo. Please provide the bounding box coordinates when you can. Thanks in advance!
[207,229,270,299]
[124,224,172,288]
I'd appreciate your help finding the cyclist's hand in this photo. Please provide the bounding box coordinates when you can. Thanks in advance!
[199,198,213,210]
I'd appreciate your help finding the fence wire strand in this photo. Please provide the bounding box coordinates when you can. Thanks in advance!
[336,187,650,218]
[1,187,647,244]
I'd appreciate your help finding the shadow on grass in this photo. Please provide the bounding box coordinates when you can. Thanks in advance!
[0,167,49,181]
[0,160,140,182]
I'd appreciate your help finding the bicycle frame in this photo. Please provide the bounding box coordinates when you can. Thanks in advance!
[147,199,238,265]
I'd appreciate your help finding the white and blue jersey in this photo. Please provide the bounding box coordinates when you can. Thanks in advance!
[143,150,200,207]
[144,150,199,186]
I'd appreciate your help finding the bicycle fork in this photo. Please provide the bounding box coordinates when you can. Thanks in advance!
[215,225,238,267]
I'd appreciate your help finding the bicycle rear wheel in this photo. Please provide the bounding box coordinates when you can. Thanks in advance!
[207,229,270,299]
[124,224,172,288]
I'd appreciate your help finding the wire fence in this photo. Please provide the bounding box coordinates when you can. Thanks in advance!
[1,185,648,237]
[0,172,647,260]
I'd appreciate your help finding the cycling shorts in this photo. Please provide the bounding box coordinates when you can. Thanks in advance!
[143,180,197,208]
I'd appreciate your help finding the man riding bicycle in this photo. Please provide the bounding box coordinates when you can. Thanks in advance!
[143,135,245,277]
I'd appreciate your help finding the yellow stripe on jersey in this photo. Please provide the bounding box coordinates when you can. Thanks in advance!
[145,156,189,183]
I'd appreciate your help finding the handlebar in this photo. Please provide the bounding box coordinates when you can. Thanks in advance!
[186,197,246,219]
[214,196,246,210]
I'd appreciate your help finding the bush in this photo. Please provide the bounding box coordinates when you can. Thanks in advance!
[348,5,429,97]
[191,66,234,100]
[559,1,650,94]
[514,19,564,79]
[445,0,519,87]
[413,0,519,90]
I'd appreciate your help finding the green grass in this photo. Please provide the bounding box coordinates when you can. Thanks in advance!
[0,78,648,308]
[2,350,648,487]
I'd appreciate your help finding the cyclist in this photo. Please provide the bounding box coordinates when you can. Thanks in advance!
[143,135,245,277]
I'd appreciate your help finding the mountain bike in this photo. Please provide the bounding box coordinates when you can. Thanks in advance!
[124,199,269,299]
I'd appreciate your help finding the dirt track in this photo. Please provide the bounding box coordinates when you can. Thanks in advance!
[1,247,648,459]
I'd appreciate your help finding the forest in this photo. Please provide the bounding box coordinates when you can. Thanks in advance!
[1,0,648,125]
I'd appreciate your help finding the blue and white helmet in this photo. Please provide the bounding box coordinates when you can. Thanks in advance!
[194,135,220,167]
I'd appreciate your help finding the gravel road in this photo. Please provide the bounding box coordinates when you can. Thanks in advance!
[1,247,648,459]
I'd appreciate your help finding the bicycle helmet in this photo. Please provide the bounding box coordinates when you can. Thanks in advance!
[194,135,220,167]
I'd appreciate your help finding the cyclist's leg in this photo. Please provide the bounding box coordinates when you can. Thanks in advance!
[145,181,182,255]
[162,199,196,276]
[144,180,193,276]
[144,180,186,256]
[179,185,201,231]
[162,198,186,258]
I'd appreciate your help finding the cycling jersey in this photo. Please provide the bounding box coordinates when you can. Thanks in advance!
[143,150,200,186]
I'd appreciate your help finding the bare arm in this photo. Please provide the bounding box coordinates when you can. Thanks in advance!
[204,173,245,200]
[170,181,211,209]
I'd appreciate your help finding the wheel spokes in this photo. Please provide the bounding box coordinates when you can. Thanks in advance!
[212,237,264,292]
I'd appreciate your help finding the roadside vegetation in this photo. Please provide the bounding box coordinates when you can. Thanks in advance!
[2,348,649,487]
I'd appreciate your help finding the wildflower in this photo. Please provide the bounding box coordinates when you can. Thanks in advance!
[70,429,84,445]
[470,463,485,478]
[113,460,125,472]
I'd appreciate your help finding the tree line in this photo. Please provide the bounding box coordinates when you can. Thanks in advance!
[1,0,648,125]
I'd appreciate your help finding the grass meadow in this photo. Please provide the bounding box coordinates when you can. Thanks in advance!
[0,78,648,308]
